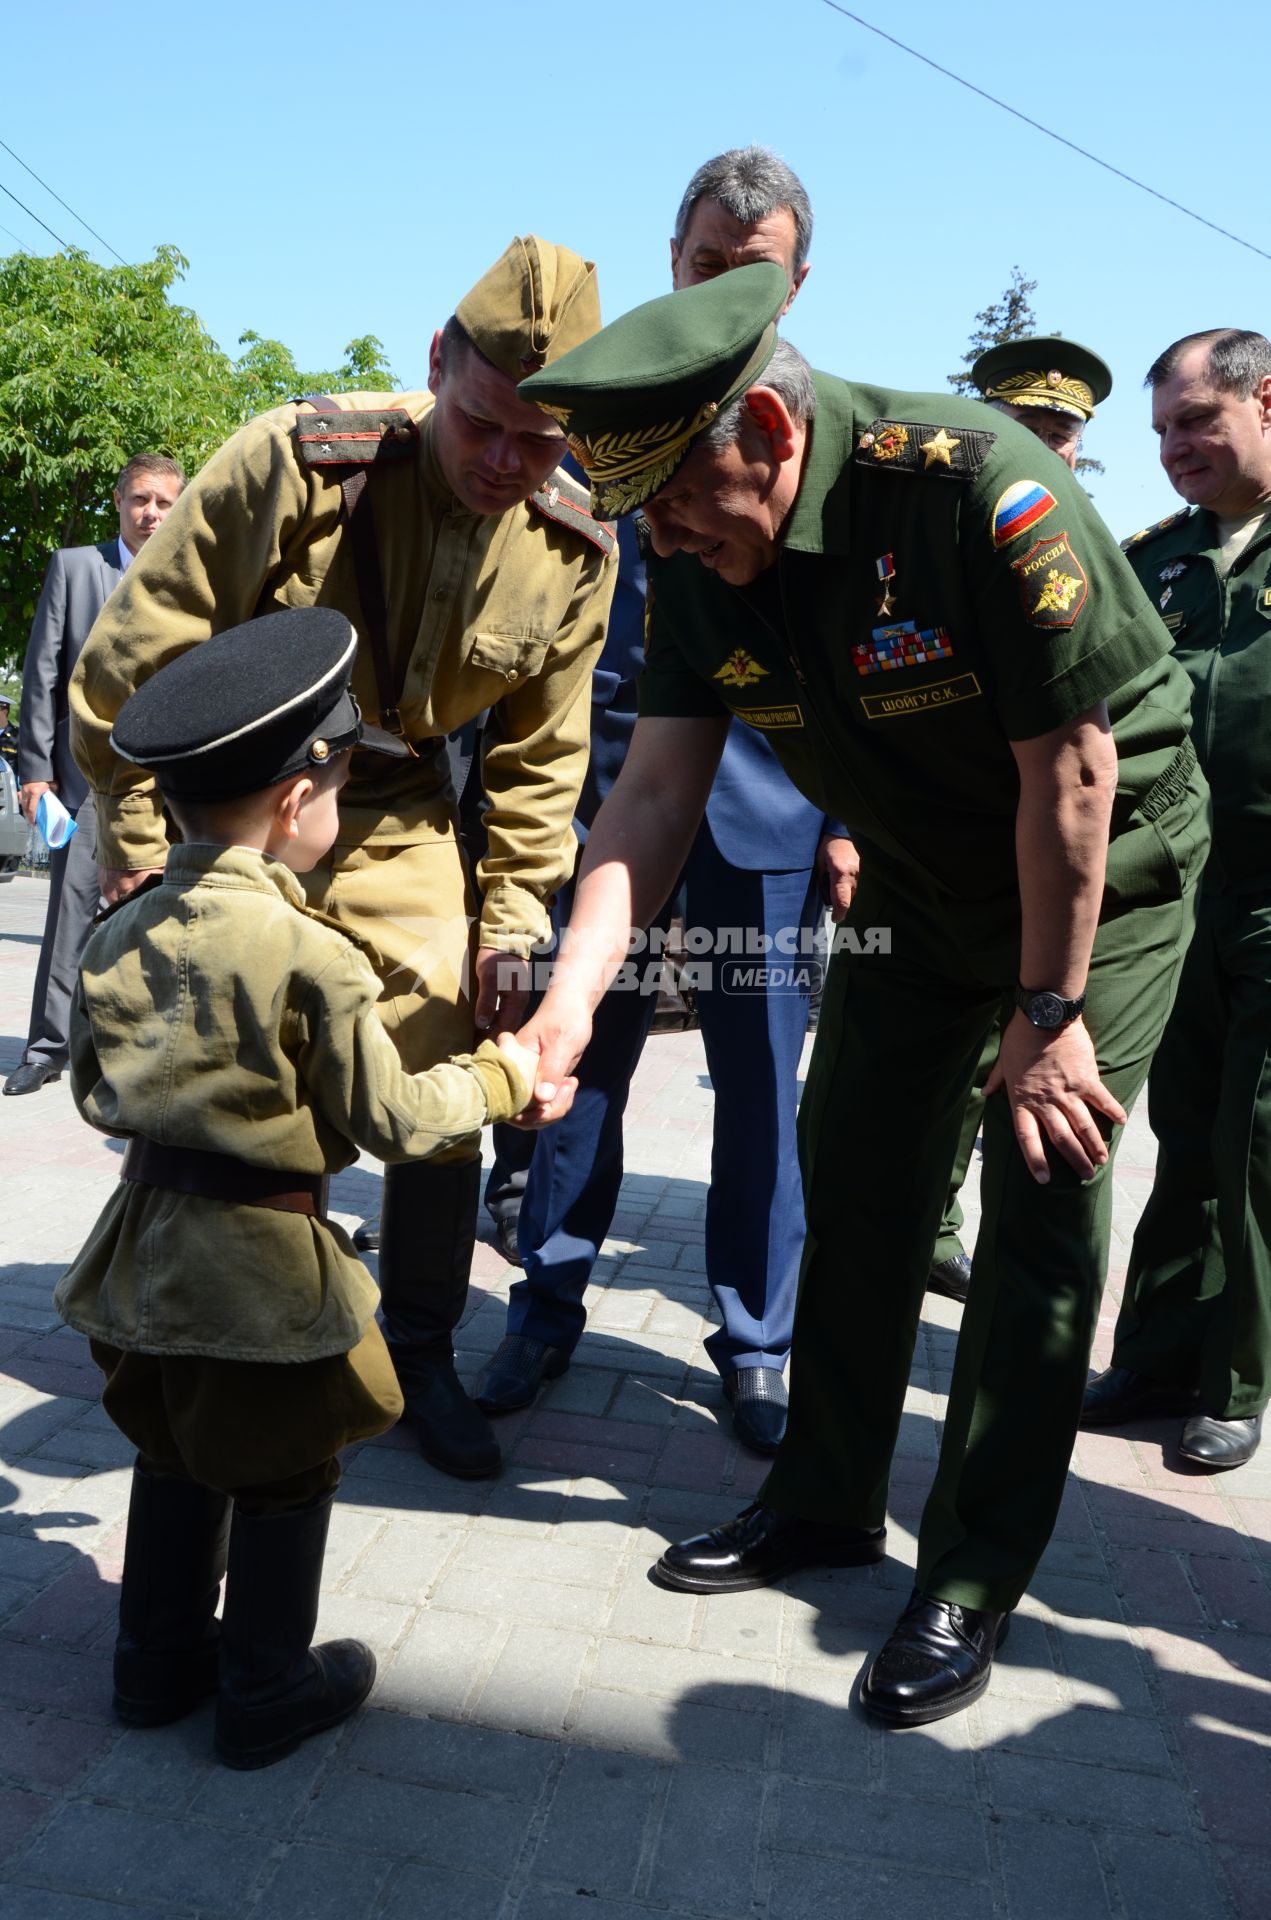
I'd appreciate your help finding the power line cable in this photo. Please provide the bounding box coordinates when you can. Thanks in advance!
[820,1,1271,266]
[0,216,28,249]
[0,136,126,264]
[0,179,71,252]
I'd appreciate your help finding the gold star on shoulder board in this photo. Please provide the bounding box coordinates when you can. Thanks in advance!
[921,428,961,470]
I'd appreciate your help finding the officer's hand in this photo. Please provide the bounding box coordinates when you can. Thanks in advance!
[816,834,860,923]
[473,947,531,1034]
[985,1012,1127,1184]
[504,995,593,1128]
[18,779,54,826]
[99,866,163,905]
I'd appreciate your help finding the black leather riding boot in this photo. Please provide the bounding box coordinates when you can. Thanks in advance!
[112,1461,231,1727]
[214,1490,375,1770]
[377,1157,500,1477]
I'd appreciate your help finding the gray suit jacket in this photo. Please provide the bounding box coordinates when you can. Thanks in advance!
[18,540,122,811]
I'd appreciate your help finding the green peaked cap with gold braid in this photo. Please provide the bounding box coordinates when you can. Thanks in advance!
[519,261,790,518]
[971,335,1112,422]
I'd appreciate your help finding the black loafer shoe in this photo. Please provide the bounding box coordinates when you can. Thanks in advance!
[861,1590,1009,1726]
[473,1334,568,1413]
[3,1059,62,1096]
[652,1503,886,1594]
[927,1252,971,1304]
[1178,1410,1262,1469]
[396,1354,501,1478]
[1080,1365,1198,1428]
[724,1367,788,1455]
[494,1215,521,1265]
[352,1221,380,1253]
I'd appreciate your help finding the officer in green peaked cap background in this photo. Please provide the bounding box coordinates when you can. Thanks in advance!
[973,334,1113,472]
[70,235,619,1485]
[515,262,1209,1724]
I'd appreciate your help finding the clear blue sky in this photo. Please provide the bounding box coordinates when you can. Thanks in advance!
[3,0,1266,537]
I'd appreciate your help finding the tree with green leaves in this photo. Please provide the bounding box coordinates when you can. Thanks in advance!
[947,265,1039,394]
[0,246,396,669]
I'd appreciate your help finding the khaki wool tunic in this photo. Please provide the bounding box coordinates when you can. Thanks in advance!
[69,392,618,1068]
[55,846,530,1363]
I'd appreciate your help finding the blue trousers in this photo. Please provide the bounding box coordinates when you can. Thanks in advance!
[499,822,821,1376]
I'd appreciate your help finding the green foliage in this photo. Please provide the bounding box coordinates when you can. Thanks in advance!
[0,246,397,667]
[947,266,1039,394]
[232,329,397,414]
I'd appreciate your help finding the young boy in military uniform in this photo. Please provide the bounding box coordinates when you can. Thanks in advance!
[56,608,541,1768]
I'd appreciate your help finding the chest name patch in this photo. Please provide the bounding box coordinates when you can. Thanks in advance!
[732,702,805,730]
[714,648,770,689]
[860,672,982,719]
[853,621,954,675]
[992,480,1058,549]
[1010,531,1089,628]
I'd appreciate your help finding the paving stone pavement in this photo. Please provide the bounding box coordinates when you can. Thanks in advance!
[1,869,1268,1919]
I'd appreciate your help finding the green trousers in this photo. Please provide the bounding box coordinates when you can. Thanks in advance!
[932,1022,999,1264]
[761,802,1206,1613]
[1111,885,1271,1420]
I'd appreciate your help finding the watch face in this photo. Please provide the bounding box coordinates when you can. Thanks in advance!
[1028,991,1068,1029]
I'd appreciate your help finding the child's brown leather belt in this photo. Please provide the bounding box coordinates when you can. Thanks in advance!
[121,1138,323,1216]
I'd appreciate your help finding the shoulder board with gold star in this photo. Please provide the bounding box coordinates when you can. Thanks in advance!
[854,420,996,481]
[1120,506,1194,553]
[294,400,419,468]
[299,902,378,957]
[530,469,616,557]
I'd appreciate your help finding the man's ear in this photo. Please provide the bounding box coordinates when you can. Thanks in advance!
[743,386,798,464]
[1256,373,1271,432]
[426,328,445,397]
[668,236,681,288]
[780,262,810,317]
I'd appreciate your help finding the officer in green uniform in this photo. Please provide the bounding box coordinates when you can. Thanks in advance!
[70,238,618,1482]
[514,265,1209,1723]
[1083,327,1271,1470]
[928,336,1117,1304]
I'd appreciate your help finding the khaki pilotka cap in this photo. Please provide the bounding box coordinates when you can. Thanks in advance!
[519,261,790,517]
[454,236,601,380]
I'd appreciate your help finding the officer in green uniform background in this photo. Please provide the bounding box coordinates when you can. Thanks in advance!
[71,238,618,1482]
[927,336,1116,1305]
[513,265,1209,1723]
[1083,327,1271,1471]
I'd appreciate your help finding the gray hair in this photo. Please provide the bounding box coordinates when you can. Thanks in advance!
[1145,329,1271,395]
[696,339,817,456]
[674,146,813,278]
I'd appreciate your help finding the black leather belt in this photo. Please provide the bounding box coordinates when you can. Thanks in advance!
[121,1138,323,1216]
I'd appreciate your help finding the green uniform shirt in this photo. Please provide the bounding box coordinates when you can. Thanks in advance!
[70,392,618,957]
[1124,504,1271,886]
[641,374,1197,941]
[56,845,530,1363]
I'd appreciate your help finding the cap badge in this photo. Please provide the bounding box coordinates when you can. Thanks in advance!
[310,738,331,762]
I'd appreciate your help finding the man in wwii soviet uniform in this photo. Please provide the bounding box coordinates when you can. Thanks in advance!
[513,266,1208,1722]
[474,147,856,1456]
[1083,328,1271,1472]
[70,238,618,1482]
[923,338,1116,1305]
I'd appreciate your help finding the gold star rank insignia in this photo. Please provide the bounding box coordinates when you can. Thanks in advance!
[714,649,770,689]
[921,428,961,470]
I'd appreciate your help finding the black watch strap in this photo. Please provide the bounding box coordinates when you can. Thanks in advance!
[1016,984,1087,1030]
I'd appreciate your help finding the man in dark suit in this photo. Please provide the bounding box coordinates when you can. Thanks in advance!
[473,149,857,1454]
[5,455,184,1095]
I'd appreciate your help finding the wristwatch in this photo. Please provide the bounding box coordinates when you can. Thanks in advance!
[1015,984,1087,1030]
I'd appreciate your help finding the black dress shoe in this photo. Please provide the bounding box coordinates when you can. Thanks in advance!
[494,1215,521,1265]
[927,1252,971,1303]
[724,1367,788,1454]
[1178,1410,1262,1469]
[3,1059,62,1096]
[351,1221,380,1253]
[1080,1365,1198,1428]
[860,1590,1009,1726]
[652,1503,886,1594]
[396,1354,501,1478]
[473,1334,568,1413]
